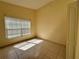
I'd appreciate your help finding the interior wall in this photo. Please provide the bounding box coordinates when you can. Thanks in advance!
[0,1,36,47]
[36,0,75,45]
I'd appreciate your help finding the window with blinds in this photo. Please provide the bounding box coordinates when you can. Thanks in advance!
[5,16,31,39]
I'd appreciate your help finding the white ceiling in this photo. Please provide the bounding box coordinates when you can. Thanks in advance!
[0,0,54,9]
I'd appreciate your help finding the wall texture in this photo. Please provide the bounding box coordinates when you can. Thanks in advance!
[36,0,75,45]
[0,1,36,47]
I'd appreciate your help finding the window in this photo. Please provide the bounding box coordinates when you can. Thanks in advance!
[5,16,31,39]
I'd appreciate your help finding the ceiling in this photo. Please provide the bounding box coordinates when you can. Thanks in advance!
[0,0,54,9]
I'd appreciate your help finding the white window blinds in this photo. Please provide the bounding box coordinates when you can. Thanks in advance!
[5,16,31,39]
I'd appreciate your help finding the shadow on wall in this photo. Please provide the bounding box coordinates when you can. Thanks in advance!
[48,18,67,45]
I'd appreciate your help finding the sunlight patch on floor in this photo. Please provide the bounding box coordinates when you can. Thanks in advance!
[27,39,43,44]
[13,39,43,51]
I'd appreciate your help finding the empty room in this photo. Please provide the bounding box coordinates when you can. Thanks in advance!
[0,0,78,59]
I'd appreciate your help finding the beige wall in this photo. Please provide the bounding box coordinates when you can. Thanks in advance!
[0,1,36,47]
[36,0,75,45]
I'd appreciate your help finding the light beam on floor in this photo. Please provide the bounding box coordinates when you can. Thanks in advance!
[13,39,43,51]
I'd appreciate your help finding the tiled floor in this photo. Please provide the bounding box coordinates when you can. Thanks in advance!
[0,39,66,59]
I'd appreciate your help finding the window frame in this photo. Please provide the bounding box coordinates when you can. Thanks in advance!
[5,16,32,39]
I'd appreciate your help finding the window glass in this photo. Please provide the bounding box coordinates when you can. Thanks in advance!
[5,16,31,39]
